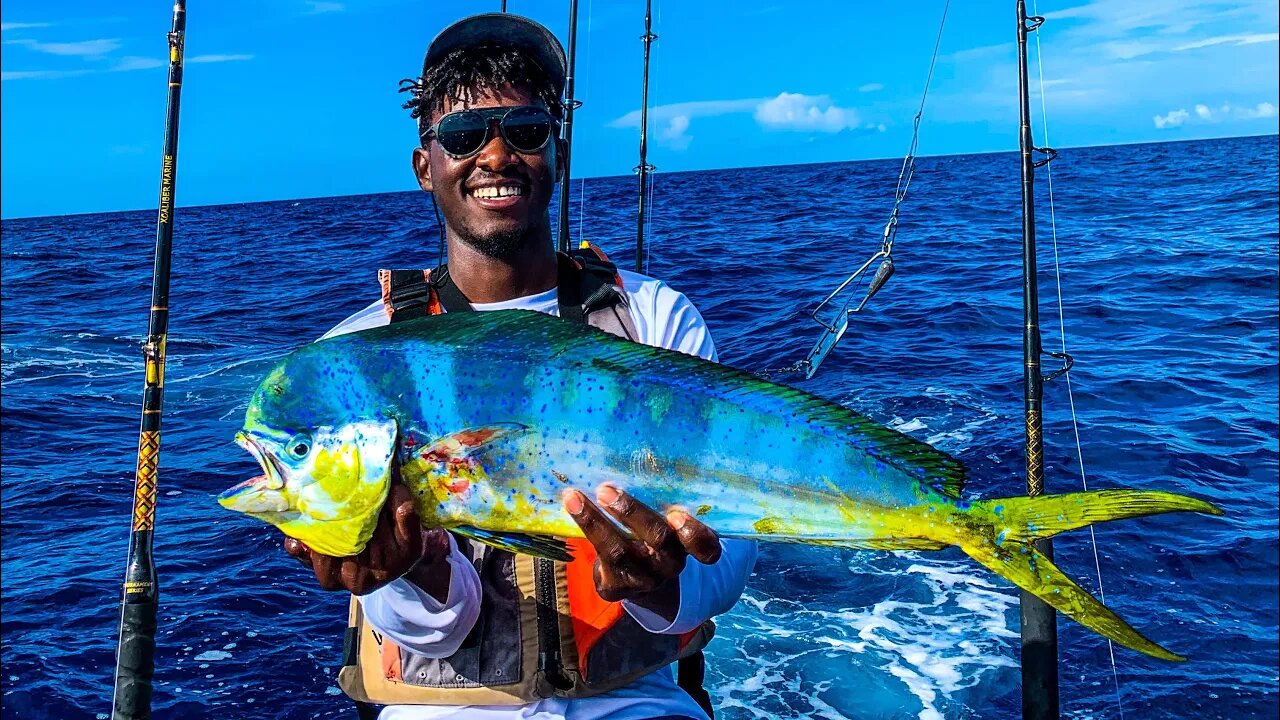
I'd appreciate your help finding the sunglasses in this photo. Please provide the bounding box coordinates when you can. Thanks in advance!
[423,105,558,159]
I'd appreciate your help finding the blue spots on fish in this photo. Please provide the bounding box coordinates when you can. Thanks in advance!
[993,504,1005,516]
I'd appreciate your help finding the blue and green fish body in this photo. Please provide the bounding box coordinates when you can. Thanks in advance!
[219,310,1220,662]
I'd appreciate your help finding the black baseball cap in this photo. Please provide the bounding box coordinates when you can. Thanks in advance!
[422,13,567,99]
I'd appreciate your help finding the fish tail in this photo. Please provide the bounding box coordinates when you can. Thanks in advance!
[957,489,1222,662]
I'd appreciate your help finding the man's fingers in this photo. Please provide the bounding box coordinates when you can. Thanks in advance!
[284,537,315,568]
[308,553,345,591]
[668,511,722,565]
[391,487,423,555]
[564,489,629,559]
[597,486,683,567]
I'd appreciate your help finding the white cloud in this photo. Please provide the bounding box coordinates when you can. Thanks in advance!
[1175,31,1279,50]
[1155,100,1277,127]
[1154,108,1190,128]
[754,92,860,132]
[858,83,883,93]
[659,115,691,150]
[305,1,345,13]
[1,22,52,31]
[1242,101,1278,118]
[609,98,761,128]
[3,51,253,81]
[188,54,254,63]
[113,56,166,72]
[5,37,120,57]
[1099,40,1163,59]
[1,69,91,81]
[610,92,870,147]
[943,43,1010,63]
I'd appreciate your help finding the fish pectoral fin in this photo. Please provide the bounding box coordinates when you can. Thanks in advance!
[420,423,531,461]
[449,525,573,563]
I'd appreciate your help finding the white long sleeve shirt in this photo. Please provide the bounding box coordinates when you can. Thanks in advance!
[322,269,758,720]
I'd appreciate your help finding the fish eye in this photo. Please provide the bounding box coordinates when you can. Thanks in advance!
[288,436,311,458]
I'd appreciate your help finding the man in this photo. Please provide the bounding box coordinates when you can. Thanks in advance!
[284,13,756,720]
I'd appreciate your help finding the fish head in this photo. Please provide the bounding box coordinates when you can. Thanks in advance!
[218,356,398,557]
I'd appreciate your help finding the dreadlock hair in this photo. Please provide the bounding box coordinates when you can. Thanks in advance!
[399,45,563,146]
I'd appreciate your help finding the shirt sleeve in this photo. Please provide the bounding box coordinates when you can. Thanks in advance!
[358,533,484,658]
[621,278,758,633]
[622,539,758,635]
[634,279,718,362]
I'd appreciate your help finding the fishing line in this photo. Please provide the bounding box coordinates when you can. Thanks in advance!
[1030,3,1126,716]
[758,0,950,381]
[576,0,594,250]
[645,0,661,272]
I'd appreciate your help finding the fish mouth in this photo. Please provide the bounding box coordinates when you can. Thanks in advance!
[218,432,289,513]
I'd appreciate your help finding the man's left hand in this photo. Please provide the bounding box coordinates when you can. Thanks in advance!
[564,484,722,621]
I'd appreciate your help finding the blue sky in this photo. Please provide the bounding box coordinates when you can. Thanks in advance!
[1,0,1277,218]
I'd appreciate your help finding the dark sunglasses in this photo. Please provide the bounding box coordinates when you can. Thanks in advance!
[423,105,557,159]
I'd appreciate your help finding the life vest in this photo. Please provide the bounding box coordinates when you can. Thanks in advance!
[337,246,715,716]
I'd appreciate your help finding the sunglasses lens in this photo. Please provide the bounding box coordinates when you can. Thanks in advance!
[436,112,489,156]
[502,107,553,153]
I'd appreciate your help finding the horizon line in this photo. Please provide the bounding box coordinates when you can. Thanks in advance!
[2,132,1275,221]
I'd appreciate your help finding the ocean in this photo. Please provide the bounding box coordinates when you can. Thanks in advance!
[1,134,1276,719]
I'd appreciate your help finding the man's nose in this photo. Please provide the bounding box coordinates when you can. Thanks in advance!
[476,123,518,171]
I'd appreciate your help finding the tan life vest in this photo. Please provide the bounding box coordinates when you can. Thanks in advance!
[337,250,716,708]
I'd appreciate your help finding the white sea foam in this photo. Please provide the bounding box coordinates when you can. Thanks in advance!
[710,553,1019,719]
[891,417,929,433]
[193,650,232,662]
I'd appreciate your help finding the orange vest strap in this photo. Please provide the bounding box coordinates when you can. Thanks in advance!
[565,537,705,676]
[564,538,623,677]
[380,269,442,320]
[576,241,626,289]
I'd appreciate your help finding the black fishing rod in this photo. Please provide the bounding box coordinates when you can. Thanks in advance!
[1015,1,1060,718]
[111,3,187,719]
[557,0,581,253]
[633,0,656,273]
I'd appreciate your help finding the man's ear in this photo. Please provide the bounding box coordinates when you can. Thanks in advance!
[412,146,434,193]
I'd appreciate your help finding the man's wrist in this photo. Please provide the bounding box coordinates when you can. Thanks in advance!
[402,537,453,604]
[623,575,681,623]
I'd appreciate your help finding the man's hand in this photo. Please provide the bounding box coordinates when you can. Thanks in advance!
[564,484,722,621]
[284,483,452,598]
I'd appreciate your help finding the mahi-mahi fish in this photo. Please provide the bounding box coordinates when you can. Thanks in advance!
[219,310,1220,661]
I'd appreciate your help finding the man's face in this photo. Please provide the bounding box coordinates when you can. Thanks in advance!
[413,83,558,259]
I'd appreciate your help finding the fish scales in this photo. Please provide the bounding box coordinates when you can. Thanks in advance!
[221,309,1222,662]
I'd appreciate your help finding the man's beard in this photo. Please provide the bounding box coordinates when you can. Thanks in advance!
[456,211,549,260]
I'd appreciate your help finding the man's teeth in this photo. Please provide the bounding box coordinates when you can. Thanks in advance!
[473,186,525,199]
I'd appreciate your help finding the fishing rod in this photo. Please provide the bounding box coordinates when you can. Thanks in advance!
[557,0,581,254]
[633,0,656,273]
[111,3,187,718]
[1015,1,1063,718]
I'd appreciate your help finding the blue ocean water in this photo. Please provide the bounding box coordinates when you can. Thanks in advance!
[1,134,1276,720]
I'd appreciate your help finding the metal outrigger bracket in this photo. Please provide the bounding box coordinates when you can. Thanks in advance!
[801,247,896,379]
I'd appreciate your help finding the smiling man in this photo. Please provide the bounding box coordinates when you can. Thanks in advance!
[280,12,757,720]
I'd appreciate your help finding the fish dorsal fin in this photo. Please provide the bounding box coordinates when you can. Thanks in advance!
[928,468,966,500]
[353,311,968,499]
[450,525,573,562]
[419,423,529,462]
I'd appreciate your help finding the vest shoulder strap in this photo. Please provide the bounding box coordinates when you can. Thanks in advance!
[379,245,637,339]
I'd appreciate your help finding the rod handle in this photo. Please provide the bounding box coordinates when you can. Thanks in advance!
[112,599,158,720]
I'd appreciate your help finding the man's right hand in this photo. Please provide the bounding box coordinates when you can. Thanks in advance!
[284,483,452,599]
